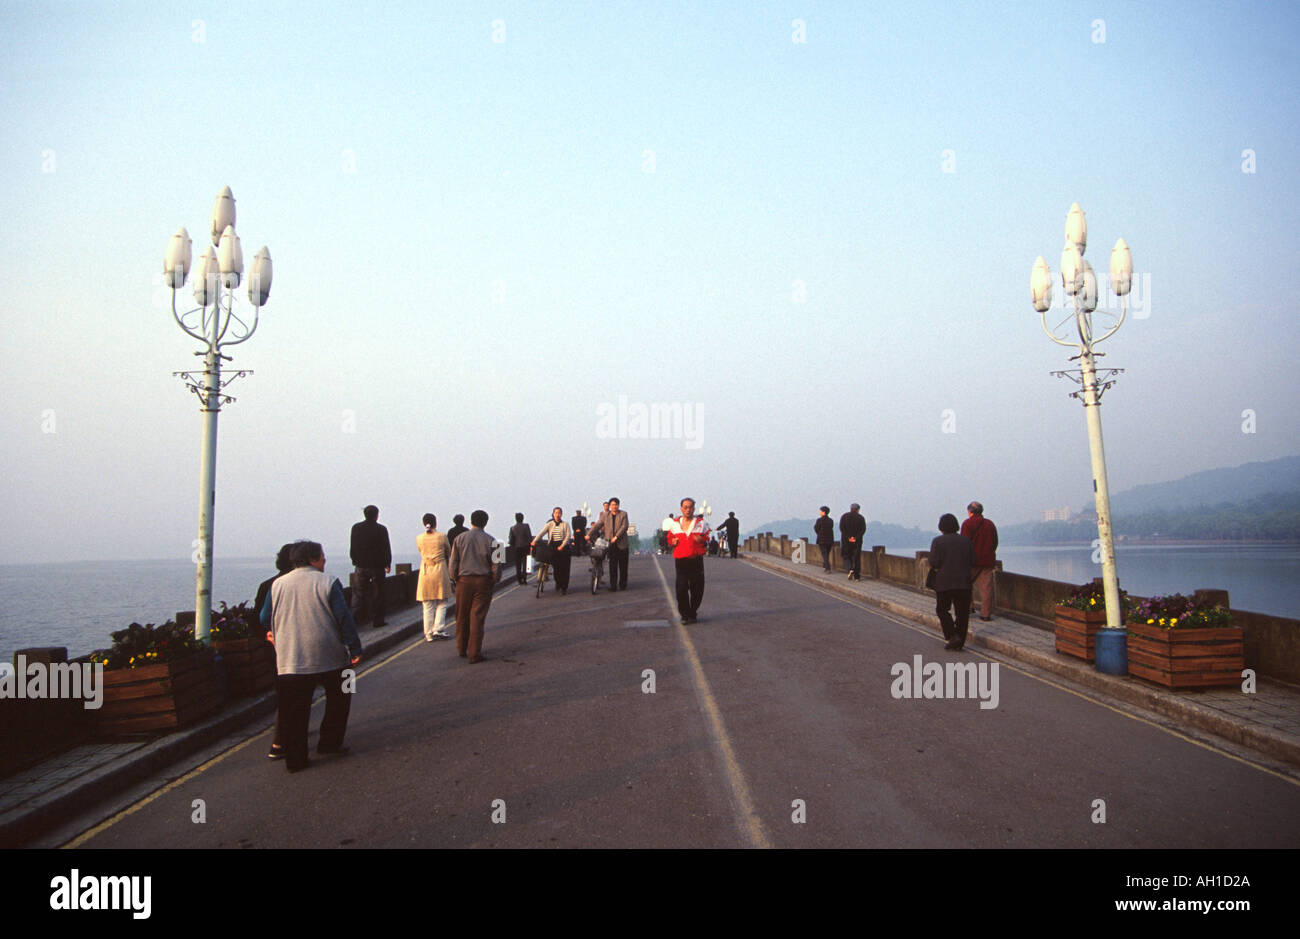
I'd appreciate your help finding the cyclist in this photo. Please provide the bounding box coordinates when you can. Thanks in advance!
[531,507,572,595]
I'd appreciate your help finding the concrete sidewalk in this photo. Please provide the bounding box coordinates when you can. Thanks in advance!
[0,580,512,847]
[743,552,1300,773]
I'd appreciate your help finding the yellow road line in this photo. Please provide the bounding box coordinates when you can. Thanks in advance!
[652,556,773,848]
[752,561,1300,787]
[61,615,478,848]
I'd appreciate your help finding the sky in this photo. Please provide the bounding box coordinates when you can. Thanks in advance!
[2,0,1298,581]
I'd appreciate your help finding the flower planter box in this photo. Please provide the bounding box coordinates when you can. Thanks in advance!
[94,652,224,736]
[1054,606,1108,662]
[212,637,276,697]
[1126,622,1244,690]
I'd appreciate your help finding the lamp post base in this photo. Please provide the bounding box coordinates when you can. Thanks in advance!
[1094,628,1128,676]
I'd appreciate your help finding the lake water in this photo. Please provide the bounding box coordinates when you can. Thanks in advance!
[892,543,1299,618]
[1,544,1297,662]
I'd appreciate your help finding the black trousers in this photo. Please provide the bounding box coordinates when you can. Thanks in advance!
[514,551,529,584]
[728,540,737,559]
[352,567,385,625]
[276,668,352,769]
[935,588,973,645]
[608,546,628,589]
[675,556,705,618]
[552,548,571,590]
[842,542,861,577]
[818,544,833,571]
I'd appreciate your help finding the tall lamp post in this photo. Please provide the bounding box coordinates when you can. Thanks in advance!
[1031,202,1131,673]
[163,186,273,642]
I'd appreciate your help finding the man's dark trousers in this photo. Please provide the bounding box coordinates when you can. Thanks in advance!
[675,556,704,618]
[818,544,833,571]
[276,669,351,769]
[353,568,385,626]
[843,543,861,578]
[608,546,628,589]
[935,588,973,645]
[514,549,528,585]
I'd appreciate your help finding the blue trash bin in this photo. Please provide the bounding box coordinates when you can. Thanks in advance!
[1094,628,1128,675]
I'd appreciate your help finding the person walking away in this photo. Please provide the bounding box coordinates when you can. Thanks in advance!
[719,511,740,559]
[532,507,572,594]
[449,510,501,663]
[813,507,835,572]
[254,543,294,761]
[446,514,469,547]
[839,502,867,580]
[508,513,533,585]
[960,501,999,620]
[261,540,363,773]
[666,497,710,623]
[350,504,392,627]
[929,514,975,650]
[417,513,454,641]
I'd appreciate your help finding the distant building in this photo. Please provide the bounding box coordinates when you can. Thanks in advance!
[1042,506,1071,522]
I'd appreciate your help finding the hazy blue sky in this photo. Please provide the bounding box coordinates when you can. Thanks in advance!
[2,1,1298,581]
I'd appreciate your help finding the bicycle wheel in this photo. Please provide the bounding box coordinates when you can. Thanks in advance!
[591,564,598,594]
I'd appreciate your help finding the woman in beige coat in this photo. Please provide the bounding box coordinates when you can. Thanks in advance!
[417,513,454,641]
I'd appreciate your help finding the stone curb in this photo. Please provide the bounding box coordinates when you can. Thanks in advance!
[744,554,1300,771]
[0,579,512,848]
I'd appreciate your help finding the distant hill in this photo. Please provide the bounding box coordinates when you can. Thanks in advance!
[1108,456,1300,515]
[744,517,931,549]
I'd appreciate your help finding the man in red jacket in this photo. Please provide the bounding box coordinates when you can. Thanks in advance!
[960,501,999,620]
[665,497,711,624]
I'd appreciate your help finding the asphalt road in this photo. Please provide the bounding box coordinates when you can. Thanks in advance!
[67,556,1300,848]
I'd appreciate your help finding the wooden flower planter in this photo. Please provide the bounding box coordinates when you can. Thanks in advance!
[94,652,223,736]
[1054,606,1108,662]
[1126,622,1244,690]
[212,637,277,697]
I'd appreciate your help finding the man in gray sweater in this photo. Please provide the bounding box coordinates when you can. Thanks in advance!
[261,540,364,773]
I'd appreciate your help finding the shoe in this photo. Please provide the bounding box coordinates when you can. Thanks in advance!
[286,759,311,774]
[980,616,993,621]
[682,615,696,624]
[267,744,285,761]
[560,587,567,595]
[431,633,453,641]
[458,651,467,658]
[316,744,351,756]
[944,638,961,650]
[468,655,486,664]
[424,636,434,642]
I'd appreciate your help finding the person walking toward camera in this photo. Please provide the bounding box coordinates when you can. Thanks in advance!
[666,497,711,623]
[532,506,572,594]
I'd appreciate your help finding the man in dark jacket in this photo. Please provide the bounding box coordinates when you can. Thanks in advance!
[813,506,835,572]
[349,505,391,627]
[508,513,533,585]
[839,503,867,580]
[718,511,740,559]
[960,501,999,621]
[571,509,587,557]
[930,513,975,650]
[446,514,469,548]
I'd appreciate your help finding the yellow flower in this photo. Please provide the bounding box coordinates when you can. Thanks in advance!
[1089,597,1097,606]
[1147,618,1154,625]
[1169,617,1177,626]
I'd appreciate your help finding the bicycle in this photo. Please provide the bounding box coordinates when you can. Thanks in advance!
[533,539,566,598]
[588,536,609,594]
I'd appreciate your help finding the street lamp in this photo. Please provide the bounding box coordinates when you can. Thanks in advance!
[1031,202,1132,673]
[165,186,273,642]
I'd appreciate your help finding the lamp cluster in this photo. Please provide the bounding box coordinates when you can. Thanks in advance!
[162,186,273,310]
[1031,202,1131,317]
